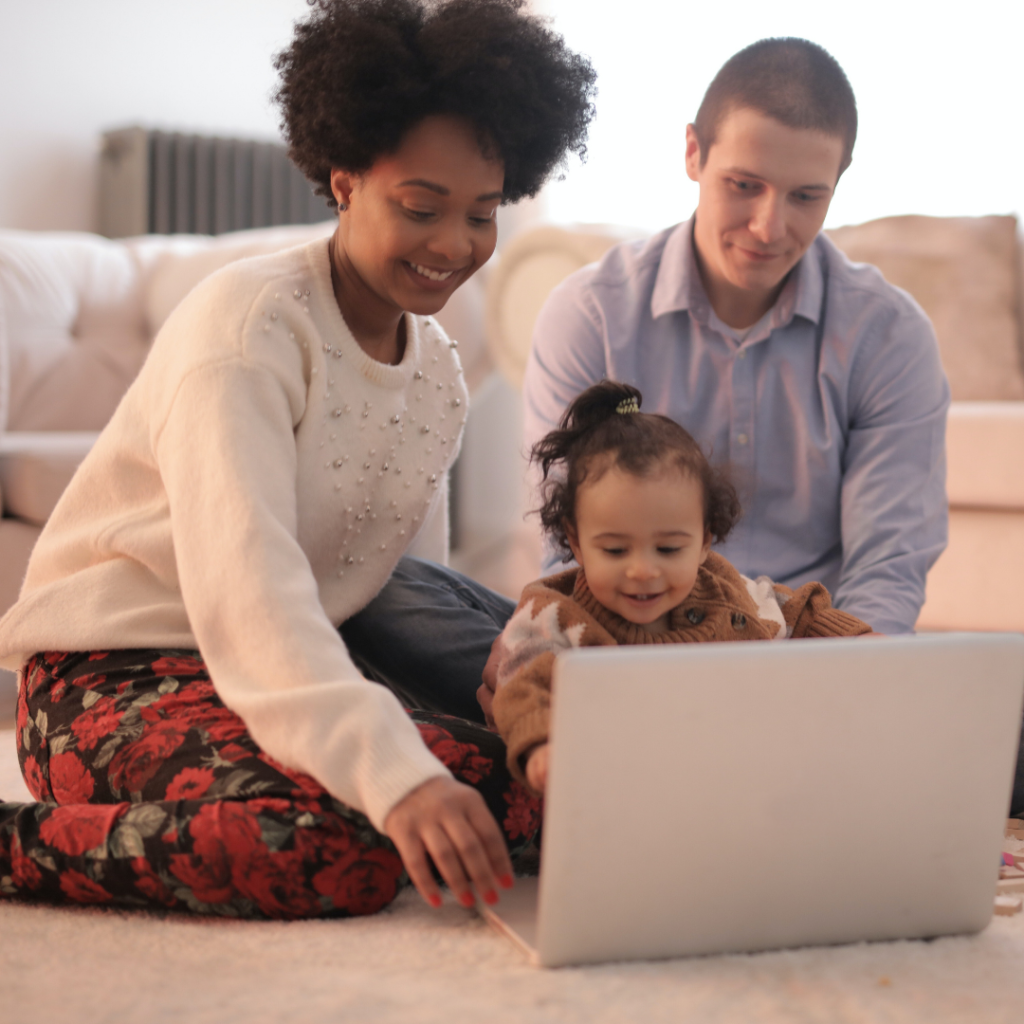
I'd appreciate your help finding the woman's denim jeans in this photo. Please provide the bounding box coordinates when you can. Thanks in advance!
[340,556,515,724]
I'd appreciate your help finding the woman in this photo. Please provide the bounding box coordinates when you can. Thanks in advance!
[0,0,595,918]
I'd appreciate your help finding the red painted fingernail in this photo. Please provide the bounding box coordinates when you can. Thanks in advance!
[427,893,442,908]
[483,890,498,905]
[458,891,475,908]
[498,874,514,889]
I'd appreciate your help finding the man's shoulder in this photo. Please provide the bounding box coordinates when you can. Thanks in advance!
[813,231,930,327]
[809,233,947,397]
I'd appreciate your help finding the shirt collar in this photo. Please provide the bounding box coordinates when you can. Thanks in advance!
[650,215,825,330]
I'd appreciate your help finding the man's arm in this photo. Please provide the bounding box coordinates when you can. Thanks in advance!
[835,300,951,634]
[522,274,611,573]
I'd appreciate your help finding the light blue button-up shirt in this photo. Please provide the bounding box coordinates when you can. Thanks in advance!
[523,217,950,634]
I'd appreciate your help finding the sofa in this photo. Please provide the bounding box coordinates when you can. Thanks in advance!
[2,212,1022,708]
[485,215,1024,634]
[0,221,492,705]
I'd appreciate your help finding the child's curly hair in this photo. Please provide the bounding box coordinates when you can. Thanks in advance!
[533,381,741,561]
[274,0,597,207]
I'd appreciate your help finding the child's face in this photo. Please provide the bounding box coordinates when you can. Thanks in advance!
[566,460,712,632]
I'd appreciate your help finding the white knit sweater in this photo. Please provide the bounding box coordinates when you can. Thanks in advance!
[0,238,469,830]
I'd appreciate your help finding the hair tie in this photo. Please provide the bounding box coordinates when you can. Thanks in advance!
[615,397,640,415]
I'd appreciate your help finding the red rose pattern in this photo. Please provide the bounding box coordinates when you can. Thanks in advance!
[59,869,112,904]
[313,846,405,915]
[48,751,96,803]
[16,689,29,734]
[39,804,126,856]
[165,766,215,801]
[150,656,206,677]
[503,780,541,841]
[70,696,123,752]
[108,723,187,796]
[257,752,326,798]
[21,755,48,801]
[169,852,236,906]
[131,857,178,907]
[417,722,494,785]
[73,673,108,691]
[10,835,43,891]
[4,650,536,920]
[216,743,251,764]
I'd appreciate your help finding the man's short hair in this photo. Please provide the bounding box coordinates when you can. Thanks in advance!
[693,38,857,176]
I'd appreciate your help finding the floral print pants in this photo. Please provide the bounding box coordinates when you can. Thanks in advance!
[0,650,540,919]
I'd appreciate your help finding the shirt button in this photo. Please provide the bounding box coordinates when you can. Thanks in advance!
[737,349,747,359]
[737,433,749,445]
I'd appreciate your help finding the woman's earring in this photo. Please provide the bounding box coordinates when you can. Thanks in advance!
[336,200,347,212]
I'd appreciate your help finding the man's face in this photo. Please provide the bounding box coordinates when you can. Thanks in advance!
[685,107,845,327]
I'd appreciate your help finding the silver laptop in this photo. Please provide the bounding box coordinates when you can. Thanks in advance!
[480,633,1024,967]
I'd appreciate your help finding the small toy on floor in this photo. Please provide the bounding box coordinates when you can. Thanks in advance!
[994,895,1023,917]
[996,831,1024,916]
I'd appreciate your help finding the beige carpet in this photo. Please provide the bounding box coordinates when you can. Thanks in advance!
[3,727,1024,1024]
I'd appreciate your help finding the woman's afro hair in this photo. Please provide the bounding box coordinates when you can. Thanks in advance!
[274,0,597,207]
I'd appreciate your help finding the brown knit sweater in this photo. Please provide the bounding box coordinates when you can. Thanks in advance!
[492,551,871,786]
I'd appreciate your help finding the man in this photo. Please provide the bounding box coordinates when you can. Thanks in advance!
[345,37,948,721]
[522,37,949,637]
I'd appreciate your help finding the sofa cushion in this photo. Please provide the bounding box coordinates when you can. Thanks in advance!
[945,402,1024,510]
[826,215,1024,402]
[0,224,492,438]
[0,231,152,432]
[128,223,335,337]
[0,432,99,526]
[0,518,42,619]
[485,226,646,388]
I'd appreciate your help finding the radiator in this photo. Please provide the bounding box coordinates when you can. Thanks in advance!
[99,127,333,238]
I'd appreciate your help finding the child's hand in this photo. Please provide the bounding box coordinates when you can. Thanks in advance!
[525,743,550,793]
[477,635,503,729]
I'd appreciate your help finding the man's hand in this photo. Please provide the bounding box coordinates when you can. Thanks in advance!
[384,775,513,909]
[525,743,550,793]
[477,634,503,728]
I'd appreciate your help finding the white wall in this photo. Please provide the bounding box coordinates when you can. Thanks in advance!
[539,0,1024,232]
[0,0,309,233]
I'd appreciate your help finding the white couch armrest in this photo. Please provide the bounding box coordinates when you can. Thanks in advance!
[0,431,99,525]
[946,402,1024,510]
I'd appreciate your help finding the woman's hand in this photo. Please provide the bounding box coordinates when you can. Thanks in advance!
[384,775,513,909]
[525,743,550,793]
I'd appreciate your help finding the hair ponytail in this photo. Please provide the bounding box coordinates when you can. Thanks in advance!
[531,380,642,483]
[531,380,740,560]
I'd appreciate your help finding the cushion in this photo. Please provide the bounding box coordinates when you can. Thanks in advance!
[130,223,493,391]
[485,226,646,388]
[917,509,1024,632]
[0,432,99,525]
[0,231,151,431]
[826,215,1024,401]
[945,402,1024,510]
[0,224,492,439]
[0,518,42,620]
[128,223,335,337]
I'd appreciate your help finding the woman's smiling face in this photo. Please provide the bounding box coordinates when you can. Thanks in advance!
[330,115,504,322]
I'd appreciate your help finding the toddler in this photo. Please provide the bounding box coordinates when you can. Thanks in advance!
[492,381,873,793]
